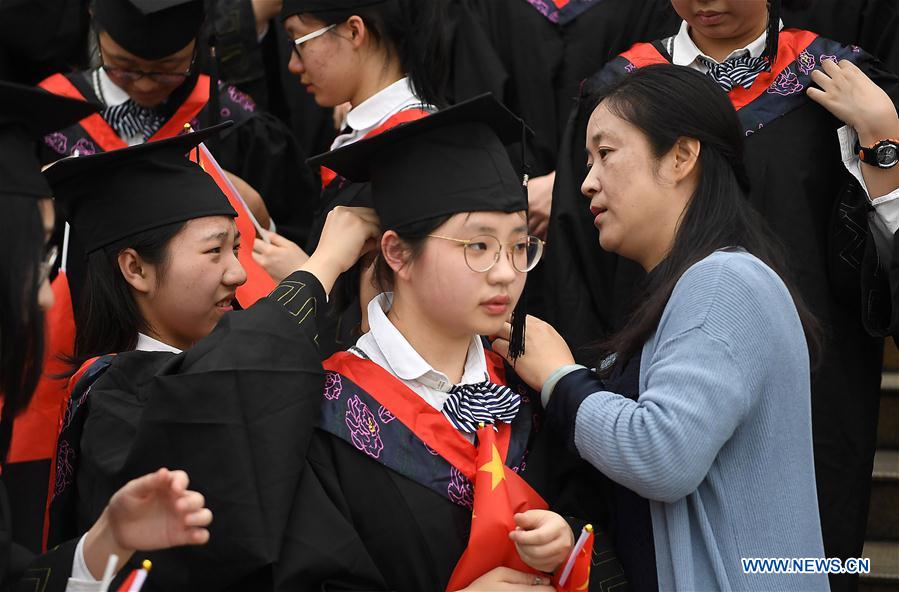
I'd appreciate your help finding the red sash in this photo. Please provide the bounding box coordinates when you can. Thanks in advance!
[42,354,111,550]
[320,107,432,189]
[620,29,820,111]
[323,351,553,591]
[38,73,212,150]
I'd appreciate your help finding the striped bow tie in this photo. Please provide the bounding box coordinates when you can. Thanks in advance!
[103,100,166,141]
[698,55,770,92]
[442,380,521,434]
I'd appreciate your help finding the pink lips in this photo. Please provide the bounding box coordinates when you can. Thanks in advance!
[696,11,725,25]
[481,295,511,315]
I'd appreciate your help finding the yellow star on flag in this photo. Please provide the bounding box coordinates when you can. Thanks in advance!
[478,443,506,491]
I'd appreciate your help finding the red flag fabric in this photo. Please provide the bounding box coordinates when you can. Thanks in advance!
[553,528,594,592]
[115,567,139,592]
[195,145,275,306]
[445,425,549,592]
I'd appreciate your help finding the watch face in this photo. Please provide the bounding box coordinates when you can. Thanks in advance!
[877,144,899,168]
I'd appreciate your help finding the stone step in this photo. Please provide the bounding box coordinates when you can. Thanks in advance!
[867,449,899,540]
[860,541,899,587]
[880,374,899,449]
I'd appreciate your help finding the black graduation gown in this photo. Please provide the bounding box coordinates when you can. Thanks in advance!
[783,0,899,73]
[452,0,680,175]
[543,31,899,592]
[48,271,328,591]
[272,352,627,592]
[38,70,317,248]
[0,482,78,592]
[0,0,90,85]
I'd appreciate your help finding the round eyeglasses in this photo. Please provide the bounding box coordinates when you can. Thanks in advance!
[290,24,337,60]
[427,234,545,273]
[98,43,196,85]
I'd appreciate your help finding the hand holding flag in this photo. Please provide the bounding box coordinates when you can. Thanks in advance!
[509,510,576,573]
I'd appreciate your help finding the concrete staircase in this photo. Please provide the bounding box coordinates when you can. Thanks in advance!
[860,343,899,591]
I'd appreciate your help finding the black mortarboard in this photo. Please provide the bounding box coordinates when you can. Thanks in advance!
[0,80,100,199]
[281,0,388,19]
[94,0,205,60]
[307,94,530,230]
[309,93,534,357]
[45,123,237,254]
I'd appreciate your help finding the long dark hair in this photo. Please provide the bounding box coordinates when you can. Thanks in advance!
[71,221,185,370]
[590,65,821,373]
[299,0,449,108]
[0,196,46,461]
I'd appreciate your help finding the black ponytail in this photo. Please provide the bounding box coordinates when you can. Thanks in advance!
[301,0,449,107]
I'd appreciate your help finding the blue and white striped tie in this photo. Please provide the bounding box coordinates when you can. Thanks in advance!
[698,55,770,92]
[441,381,521,433]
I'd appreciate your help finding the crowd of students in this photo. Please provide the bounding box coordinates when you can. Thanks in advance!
[1,0,898,591]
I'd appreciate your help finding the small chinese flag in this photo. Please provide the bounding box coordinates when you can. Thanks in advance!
[553,525,594,591]
[194,143,275,306]
[117,559,152,592]
[445,425,549,592]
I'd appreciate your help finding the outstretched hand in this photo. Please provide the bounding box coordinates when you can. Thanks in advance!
[492,315,575,393]
[82,468,212,579]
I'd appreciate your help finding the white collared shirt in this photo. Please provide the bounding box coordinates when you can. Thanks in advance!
[668,18,774,71]
[667,20,899,242]
[135,332,183,354]
[92,68,144,147]
[353,293,489,442]
[330,77,431,150]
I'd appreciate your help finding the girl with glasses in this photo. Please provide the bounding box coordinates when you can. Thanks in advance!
[253,0,449,358]
[271,94,624,592]
[34,0,317,254]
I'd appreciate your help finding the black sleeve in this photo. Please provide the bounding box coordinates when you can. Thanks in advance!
[273,435,394,592]
[78,271,331,591]
[2,482,78,592]
[207,0,266,89]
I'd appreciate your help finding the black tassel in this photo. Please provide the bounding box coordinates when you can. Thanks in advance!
[508,122,531,360]
[764,0,781,70]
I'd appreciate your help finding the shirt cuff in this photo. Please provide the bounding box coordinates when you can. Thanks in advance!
[541,364,587,408]
[69,534,102,584]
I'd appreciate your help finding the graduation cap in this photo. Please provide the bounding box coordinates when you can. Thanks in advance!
[281,0,388,19]
[309,93,534,357]
[44,123,237,254]
[308,94,531,230]
[93,0,205,60]
[0,80,100,199]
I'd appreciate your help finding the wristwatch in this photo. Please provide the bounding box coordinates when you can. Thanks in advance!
[858,138,899,169]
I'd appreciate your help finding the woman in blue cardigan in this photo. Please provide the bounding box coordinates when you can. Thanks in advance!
[494,64,829,591]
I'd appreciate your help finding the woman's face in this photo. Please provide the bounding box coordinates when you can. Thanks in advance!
[135,216,246,349]
[581,102,690,270]
[670,0,769,44]
[97,31,195,108]
[37,199,55,312]
[283,15,360,107]
[398,211,529,340]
